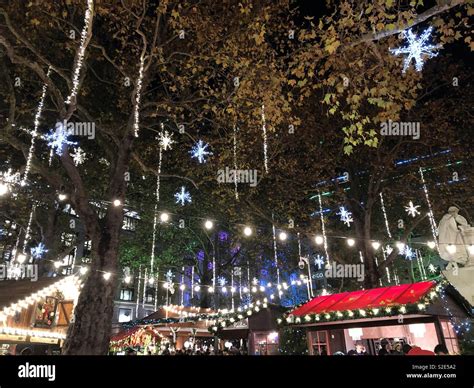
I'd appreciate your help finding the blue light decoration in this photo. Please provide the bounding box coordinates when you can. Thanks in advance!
[165,270,174,283]
[336,206,353,227]
[314,255,325,270]
[389,26,439,73]
[402,245,416,260]
[174,186,192,206]
[189,140,213,164]
[45,123,77,156]
[30,242,48,259]
[218,276,227,287]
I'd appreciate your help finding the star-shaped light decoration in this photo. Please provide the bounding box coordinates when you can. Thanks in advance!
[158,130,175,151]
[174,186,192,206]
[31,242,48,259]
[218,276,227,286]
[71,147,86,166]
[314,255,325,270]
[404,201,421,218]
[336,206,353,227]
[189,140,213,164]
[401,245,415,260]
[45,123,77,156]
[389,26,440,73]
[428,263,437,273]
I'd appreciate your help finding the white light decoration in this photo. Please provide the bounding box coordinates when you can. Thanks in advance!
[0,183,8,196]
[261,104,269,173]
[45,123,78,156]
[427,241,436,249]
[278,231,287,241]
[337,206,353,227]
[390,27,439,73]
[314,255,325,270]
[16,254,27,264]
[148,277,155,285]
[174,186,192,206]
[30,243,48,259]
[133,54,145,137]
[179,284,186,291]
[158,130,175,151]
[404,201,421,218]
[71,147,86,166]
[189,140,213,164]
[419,167,439,251]
[446,244,457,254]
[160,212,170,222]
[208,286,214,293]
[271,221,281,285]
[317,193,330,264]
[233,125,239,200]
[194,285,201,292]
[204,220,213,230]
[22,204,36,254]
[372,241,381,250]
[396,242,405,251]
[79,266,88,275]
[112,199,122,207]
[58,193,67,201]
[65,0,94,104]
[428,263,436,274]
[54,261,62,269]
[0,169,21,195]
[103,272,111,281]
[21,68,51,186]
[314,235,324,245]
[347,238,355,247]
[379,192,392,238]
[402,245,416,260]
[243,226,252,236]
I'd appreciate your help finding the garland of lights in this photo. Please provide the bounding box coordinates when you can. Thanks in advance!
[271,218,281,286]
[65,0,94,105]
[419,167,439,252]
[133,54,145,137]
[261,104,269,173]
[21,68,51,186]
[209,302,271,335]
[379,192,393,239]
[317,193,330,264]
[279,280,446,327]
[21,203,36,255]
[233,125,239,200]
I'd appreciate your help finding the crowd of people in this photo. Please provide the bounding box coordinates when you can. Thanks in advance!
[345,339,450,356]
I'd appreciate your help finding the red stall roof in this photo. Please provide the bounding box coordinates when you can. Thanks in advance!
[290,281,436,316]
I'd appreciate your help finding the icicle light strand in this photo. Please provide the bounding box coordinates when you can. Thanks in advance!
[233,125,239,200]
[65,0,94,105]
[317,193,330,264]
[379,192,392,239]
[261,104,269,173]
[419,167,439,252]
[133,54,145,137]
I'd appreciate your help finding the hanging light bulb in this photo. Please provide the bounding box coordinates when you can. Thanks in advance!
[371,241,381,250]
[103,272,111,281]
[179,284,186,291]
[221,286,227,293]
[243,226,252,237]
[243,286,249,293]
[278,232,287,241]
[446,244,456,254]
[148,277,154,285]
[194,285,201,292]
[79,266,88,275]
[113,199,122,207]
[16,254,27,264]
[427,241,436,249]
[396,242,405,251]
[315,235,324,245]
[251,286,257,293]
[160,212,170,222]
[347,238,355,247]
[204,220,214,230]
[58,193,67,201]
[208,286,214,293]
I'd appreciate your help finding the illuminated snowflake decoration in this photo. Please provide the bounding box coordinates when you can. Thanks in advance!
[252,277,259,286]
[71,147,86,166]
[0,169,21,185]
[389,27,440,73]
[45,124,77,156]
[174,186,192,206]
[158,130,175,151]
[336,206,353,227]
[218,276,227,287]
[401,245,416,260]
[404,201,421,218]
[428,263,437,274]
[31,242,48,259]
[314,255,325,270]
[165,270,174,283]
[189,140,213,164]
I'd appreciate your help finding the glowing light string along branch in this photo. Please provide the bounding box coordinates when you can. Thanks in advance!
[150,128,174,273]
[261,104,269,173]
[379,192,392,239]
[65,0,94,105]
[22,203,37,256]
[271,218,280,286]
[133,54,145,137]
[419,167,439,252]
[233,126,239,200]
[317,193,330,265]
[21,68,51,186]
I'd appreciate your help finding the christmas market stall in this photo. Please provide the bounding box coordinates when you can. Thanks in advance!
[279,280,472,355]
[0,276,81,355]
[210,304,288,355]
[110,305,216,354]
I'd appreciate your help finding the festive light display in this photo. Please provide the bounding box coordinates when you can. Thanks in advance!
[261,104,269,173]
[189,140,212,164]
[30,242,48,259]
[71,147,86,166]
[379,192,393,238]
[317,193,330,264]
[404,200,421,218]
[65,0,94,104]
[337,206,353,227]
[133,54,145,137]
[233,126,239,200]
[419,167,439,251]
[390,27,439,73]
[174,186,192,206]
[45,124,77,156]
